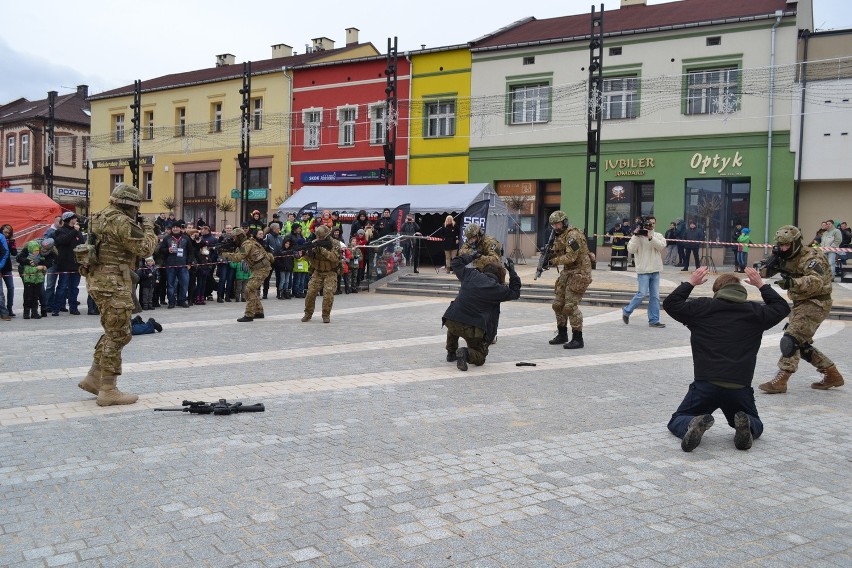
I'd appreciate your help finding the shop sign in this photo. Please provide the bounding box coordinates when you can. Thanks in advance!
[230,188,268,200]
[90,155,154,169]
[57,187,89,198]
[604,157,655,177]
[689,151,743,175]
[301,169,384,183]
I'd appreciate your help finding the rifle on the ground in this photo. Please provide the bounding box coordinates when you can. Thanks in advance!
[534,230,556,280]
[154,399,265,415]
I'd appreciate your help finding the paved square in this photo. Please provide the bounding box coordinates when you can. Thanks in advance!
[0,270,849,567]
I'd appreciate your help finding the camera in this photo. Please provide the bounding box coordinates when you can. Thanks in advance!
[634,216,653,237]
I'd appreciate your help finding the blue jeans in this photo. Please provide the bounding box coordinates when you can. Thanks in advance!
[0,272,7,317]
[825,252,837,276]
[166,266,189,305]
[278,270,293,292]
[668,381,763,440]
[53,272,81,312]
[623,271,661,324]
[2,271,13,314]
[44,266,58,311]
[735,251,748,269]
[217,263,234,299]
[293,272,308,294]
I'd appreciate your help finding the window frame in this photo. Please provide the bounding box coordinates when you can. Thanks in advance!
[252,98,263,131]
[143,110,154,140]
[506,80,552,125]
[6,135,15,166]
[683,64,741,116]
[20,133,29,164]
[368,103,386,146]
[111,173,124,188]
[601,75,639,120]
[113,114,125,143]
[337,105,357,147]
[303,108,322,150]
[211,102,223,133]
[143,170,153,201]
[175,107,186,137]
[424,99,457,138]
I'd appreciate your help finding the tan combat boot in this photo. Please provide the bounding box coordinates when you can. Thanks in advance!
[301,313,312,322]
[322,315,330,323]
[96,376,139,406]
[811,366,844,390]
[78,363,102,395]
[759,370,792,394]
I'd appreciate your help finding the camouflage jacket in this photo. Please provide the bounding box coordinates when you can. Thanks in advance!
[459,234,502,271]
[307,238,341,273]
[779,247,832,302]
[88,206,158,269]
[550,227,592,275]
[222,238,273,270]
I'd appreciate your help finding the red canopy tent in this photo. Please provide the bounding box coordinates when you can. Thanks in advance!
[0,192,63,241]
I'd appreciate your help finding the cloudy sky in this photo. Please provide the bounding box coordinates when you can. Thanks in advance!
[2,0,850,104]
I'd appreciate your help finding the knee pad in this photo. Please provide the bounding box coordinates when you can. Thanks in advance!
[800,341,815,362]
[780,333,800,358]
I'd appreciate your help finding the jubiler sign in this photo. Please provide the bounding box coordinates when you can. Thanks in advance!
[604,157,655,177]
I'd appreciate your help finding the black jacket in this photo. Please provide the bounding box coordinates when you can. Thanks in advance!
[437,224,459,251]
[683,227,704,250]
[157,233,194,268]
[663,282,790,386]
[442,255,521,343]
[53,224,84,272]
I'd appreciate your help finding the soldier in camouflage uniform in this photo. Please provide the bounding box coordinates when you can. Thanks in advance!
[758,225,844,393]
[546,211,593,350]
[76,184,158,406]
[302,225,341,323]
[220,228,272,322]
[458,223,502,271]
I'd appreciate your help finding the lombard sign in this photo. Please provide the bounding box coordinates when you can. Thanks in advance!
[57,187,89,198]
[604,157,655,177]
[689,151,743,175]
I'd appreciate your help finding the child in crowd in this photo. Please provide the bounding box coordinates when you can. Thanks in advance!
[20,240,50,319]
[348,237,362,293]
[232,259,251,302]
[278,237,295,299]
[137,256,159,310]
[292,251,310,298]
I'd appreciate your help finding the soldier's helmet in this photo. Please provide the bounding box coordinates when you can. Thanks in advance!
[231,227,247,244]
[109,183,143,208]
[464,223,482,240]
[549,210,568,226]
[315,225,331,240]
[775,225,803,257]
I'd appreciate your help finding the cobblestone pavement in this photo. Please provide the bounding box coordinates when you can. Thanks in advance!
[0,273,850,567]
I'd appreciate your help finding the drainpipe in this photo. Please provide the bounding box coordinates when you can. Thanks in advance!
[764,10,784,249]
[793,30,810,227]
[405,52,413,183]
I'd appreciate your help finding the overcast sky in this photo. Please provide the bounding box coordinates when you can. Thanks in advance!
[1,0,850,104]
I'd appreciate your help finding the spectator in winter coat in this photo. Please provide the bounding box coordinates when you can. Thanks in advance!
[349,210,370,241]
[157,222,193,308]
[400,215,421,273]
[52,212,85,315]
[0,225,14,319]
[681,221,704,272]
[437,215,460,273]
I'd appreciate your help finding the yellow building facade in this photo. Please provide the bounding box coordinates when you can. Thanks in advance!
[407,47,472,185]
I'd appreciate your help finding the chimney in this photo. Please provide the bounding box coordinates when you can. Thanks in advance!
[311,37,335,51]
[621,0,647,6]
[216,53,236,67]
[76,85,89,98]
[271,43,293,58]
[346,27,360,45]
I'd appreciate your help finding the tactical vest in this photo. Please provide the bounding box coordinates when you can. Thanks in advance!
[91,207,137,267]
[311,240,340,272]
[554,228,592,274]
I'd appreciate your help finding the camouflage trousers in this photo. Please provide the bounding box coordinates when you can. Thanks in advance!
[88,269,134,377]
[244,267,269,318]
[304,270,337,318]
[444,320,488,366]
[552,272,584,330]
[779,298,834,373]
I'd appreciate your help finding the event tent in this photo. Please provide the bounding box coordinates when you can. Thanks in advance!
[0,192,63,240]
[277,184,510,247]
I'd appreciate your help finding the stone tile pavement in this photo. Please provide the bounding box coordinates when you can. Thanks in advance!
[0,274,849,567]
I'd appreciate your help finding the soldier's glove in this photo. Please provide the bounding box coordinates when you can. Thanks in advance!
[504,258,516,274]
[775,276,793,290]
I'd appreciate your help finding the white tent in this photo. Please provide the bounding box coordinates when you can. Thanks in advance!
[278,183,510,248]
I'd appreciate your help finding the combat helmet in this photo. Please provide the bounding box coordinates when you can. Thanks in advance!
[464,223,482,240]
[231,227,247,244]
[109,183,144,207]
[315,225,331,240]
[775,225,803,258]
[549,210,569,233]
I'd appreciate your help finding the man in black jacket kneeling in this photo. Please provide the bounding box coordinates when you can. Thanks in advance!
[442,251,522,371]
[663,266,790,452]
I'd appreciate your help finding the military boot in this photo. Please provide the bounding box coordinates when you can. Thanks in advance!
[23,309,30,320]
[759,370,792,394]
[301,313,312,322]
[456,347,469,371]
[78,363,102,395]
[96,376,138,406]
[563,330,584,350]
[548,326,568,345]
[811,366,844,390]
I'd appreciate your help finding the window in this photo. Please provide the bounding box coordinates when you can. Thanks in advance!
[604,181,655,231]
[211,102,222,133]
[602,76,638,120]
[510,84,550,124]
[338,106,357,147]
[175,107,186,136]
[113,114,125,143]
[143,111,154,139]
[684,178,750,243]
[143,171,153,200]
[523,56,535,65]
[178,170,219,228]
[56,135,75,166]
[20,133,29,164]
[6,136,14,166]
[425,100,456,138]
[686,67,739,115]
[609,47,622,56]
[706,36,721,46]
[303,109,321,149]
[252,98,263,130]
[369,104,386,145]
[111,173,124,188]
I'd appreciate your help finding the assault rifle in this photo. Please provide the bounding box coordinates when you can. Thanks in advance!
[752,246,783,277]
[534,230,556,280]
[154,399,265,415]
